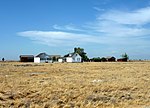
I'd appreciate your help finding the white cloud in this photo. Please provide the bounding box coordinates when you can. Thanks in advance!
[53,24,85,32]
[100,7,150,25]
[18,7,150,49]
[88,7,150,39]
[93,7,105,11]
[18,31,102,46]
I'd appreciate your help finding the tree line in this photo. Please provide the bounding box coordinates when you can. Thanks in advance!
[73,47,129,62]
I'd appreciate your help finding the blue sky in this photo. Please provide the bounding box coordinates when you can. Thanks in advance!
[1,0,150,60]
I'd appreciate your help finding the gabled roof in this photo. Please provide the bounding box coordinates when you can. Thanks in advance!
[20,55,34,58]
[36,52,49,57]
[58,57,64,59]
[117,58,127,60]
[49,55,61,58]
[36,53,61,59]
[105,56,116,59]
[64,52,75,57]
[64,52,81,58]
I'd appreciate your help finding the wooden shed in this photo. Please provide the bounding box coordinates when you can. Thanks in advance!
[117,58,128,62]
[20,55,34,62]
[106,56,116,62]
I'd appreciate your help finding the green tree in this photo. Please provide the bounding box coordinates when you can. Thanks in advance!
[91,57,101,62]
[74,47,89,62]
[2,58,4,61]
[52,56,57,62]
[101,57,107,62]
[121,53,129,60]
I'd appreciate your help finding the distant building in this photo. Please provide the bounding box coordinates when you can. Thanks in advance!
[64,52,82,63]
[36,53,51,63]
[117,58,128,62]
[36,53,61,63]
[49,55,61,62]
[105,56,116,62]
[58,57,64,63]
[34,57,40,63]
[20,55,34,62]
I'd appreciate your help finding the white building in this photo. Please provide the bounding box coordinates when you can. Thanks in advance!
[65,53,82,63]
[36,53,61,63]
[58,58,63,63]
[34,57,40,63]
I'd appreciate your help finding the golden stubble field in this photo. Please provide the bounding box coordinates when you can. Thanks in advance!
[0,62,150,108]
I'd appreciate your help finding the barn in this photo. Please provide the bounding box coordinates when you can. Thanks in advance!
[20,55,34,62]
[106,56,116,62]
[117,58,128,62]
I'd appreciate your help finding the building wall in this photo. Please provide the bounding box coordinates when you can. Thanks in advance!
[66,57,72,62]
[20,57,34,62]
[73,56,81,62]
[107,57,116,62]
[117,58,127,62]
[72,53,82,62]
[58,59,63,63]
[34,57,40,63]
[40,60,52,63]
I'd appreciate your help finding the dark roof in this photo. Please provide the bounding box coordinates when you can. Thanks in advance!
[64,52,76,57]
[49,55,61,58]
[117,58,128,60]
[36,53,49,57]
[58,57,65,59]
[36,53,61,59]
[105,56,116,59]
[20,55,34,58]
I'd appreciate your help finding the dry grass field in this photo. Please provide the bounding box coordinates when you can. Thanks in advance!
[0,62,150,108]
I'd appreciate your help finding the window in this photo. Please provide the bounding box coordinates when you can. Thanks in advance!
[77,58,80,61]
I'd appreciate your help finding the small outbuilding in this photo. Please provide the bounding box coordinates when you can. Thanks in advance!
[34,57,40,63]
[106,56,116,62]
[20,55,34,62]
[117,58,128,62]
[58,57,64,63]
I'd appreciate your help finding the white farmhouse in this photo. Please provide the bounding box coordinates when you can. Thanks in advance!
[64,53,82,63]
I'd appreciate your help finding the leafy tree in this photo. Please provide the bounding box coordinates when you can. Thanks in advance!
[91,57,101,62]
[2,58,4,61]
[74,47,89,62]
[101,57,107,62]
[121,53,129,60]
[52,56,57,62]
